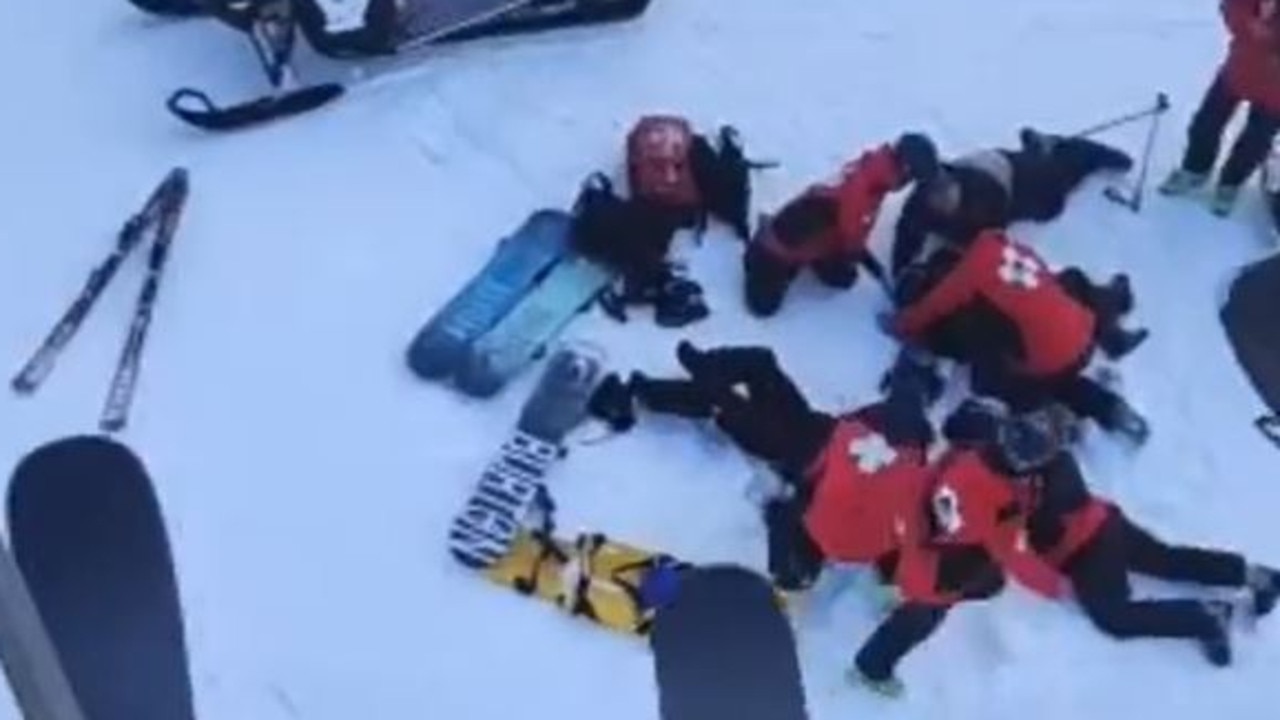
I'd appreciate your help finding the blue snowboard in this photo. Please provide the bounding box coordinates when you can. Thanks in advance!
[454,254,615,398]
[406,210,573,381]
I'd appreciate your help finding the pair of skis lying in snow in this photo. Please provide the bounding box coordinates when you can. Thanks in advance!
[9,168,189,433]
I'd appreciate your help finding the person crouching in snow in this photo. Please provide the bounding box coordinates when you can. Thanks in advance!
[849,401,1084,696]
[1161,0,1280,216]
[951,400,1280,667]
[882,228,1151,445]
[741,133,939,318]
[890,129,1133,276]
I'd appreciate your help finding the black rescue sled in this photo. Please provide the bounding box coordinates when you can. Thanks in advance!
[127,0,653,131]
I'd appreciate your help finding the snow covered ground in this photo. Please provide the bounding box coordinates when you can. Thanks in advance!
[2,0,1279,717]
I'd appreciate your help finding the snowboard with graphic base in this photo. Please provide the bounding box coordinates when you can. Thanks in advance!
[650,565,809,720]
[6,436,194,720]
[448,345,606,569]
[455,253,615,397]
[133,0,652,130]
[406,210,573,382]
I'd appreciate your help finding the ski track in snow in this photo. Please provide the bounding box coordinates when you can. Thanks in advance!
[2,0,1279,718]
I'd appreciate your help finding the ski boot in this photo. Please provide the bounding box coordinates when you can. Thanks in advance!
[1199,600,1234,667]
[586,373,638,432]
[1103,272,1134,316]
[1106,399,1151,446]
[1210,184,1242,217]
[845,665,905,699]
[1247,564,1280,618]
[1159,169,1209,197]
[1098,325,1150,361]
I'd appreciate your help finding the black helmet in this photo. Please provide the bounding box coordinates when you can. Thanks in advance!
[894,133,940,184]
[995,407,1067,473]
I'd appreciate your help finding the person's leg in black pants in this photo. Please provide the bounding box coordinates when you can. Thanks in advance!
[852,547,1005,695]
[1180,73,1241,178]
[1119,512,1247,587]
[1065,514,1232,665]
[1218,103,1280,189]
[633,344,833,472]
[743,242,798,317]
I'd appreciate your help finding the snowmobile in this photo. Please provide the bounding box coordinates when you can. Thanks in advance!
[127,0,652,131]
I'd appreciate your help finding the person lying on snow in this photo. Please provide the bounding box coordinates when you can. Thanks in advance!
[1161,0,1280,215]
[740,133,940,318]
[948,399,1280,668]
[890,129,1133,277]
[591,344,1060,696]
[881,228,1151,444]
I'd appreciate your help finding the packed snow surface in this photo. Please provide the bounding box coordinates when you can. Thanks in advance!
[2,1,1278,718]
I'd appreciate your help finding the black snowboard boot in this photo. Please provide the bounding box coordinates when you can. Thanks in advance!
[1248,564,1280,618]
[587,373,638,432]
[879,347,945,407]
[1198,600,1234,667]
[1097,325,1150,361]
[1104,398,1151,445]
[1104,273,1135,316]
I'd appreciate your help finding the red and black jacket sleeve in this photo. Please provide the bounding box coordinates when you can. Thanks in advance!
[893,239,985,339]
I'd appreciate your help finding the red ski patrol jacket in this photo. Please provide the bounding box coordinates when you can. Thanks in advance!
[893,229,1096,378]
[761,145,904,265]
[898,448,1068,602]
[1221,0,1280,116]
[801,415,931,564]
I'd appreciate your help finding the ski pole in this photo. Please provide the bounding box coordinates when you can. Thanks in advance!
[1071,92,1170,140]
[1103,93,1167,213]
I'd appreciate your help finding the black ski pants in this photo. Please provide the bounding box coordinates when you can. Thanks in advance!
[634,346,835,473]
[1180,72,1280,188]
[743,242,860,318]
[854,547,1006,682]
[1065,510,1247,642]
[1012,137,1134,222]
[634,346,835,589]
[969,350,1123,431]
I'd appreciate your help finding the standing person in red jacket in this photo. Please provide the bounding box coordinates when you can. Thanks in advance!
[1161,0,1280,215]
[883,229,1150,444]
[949,400,1280,667]
[742,133,939,317]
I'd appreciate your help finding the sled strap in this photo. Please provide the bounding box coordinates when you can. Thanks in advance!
[511,529,569,595]
[166,84,346,131]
